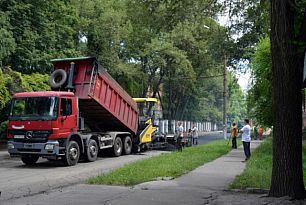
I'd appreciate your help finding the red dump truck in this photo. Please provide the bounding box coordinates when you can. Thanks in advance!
[7,57,161,166]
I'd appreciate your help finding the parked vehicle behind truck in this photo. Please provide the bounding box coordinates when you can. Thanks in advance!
[7,57,163,166]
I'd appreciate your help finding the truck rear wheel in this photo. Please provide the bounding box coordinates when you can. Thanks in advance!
[62,141,80,166]
[85,139,98,162]
[123,136,132,155]
[132,145,141,153]
[113,137,122,157]
[21,155,39,165]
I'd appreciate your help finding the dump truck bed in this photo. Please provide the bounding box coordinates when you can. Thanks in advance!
[51,57,138,134]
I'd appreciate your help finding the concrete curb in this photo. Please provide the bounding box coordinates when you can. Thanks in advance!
[228,188,270,195]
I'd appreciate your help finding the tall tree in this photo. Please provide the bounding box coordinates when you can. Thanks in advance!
[1,0,81,73]
[124,0,228,121]
[269,0,306,198]
[77,0,145,96]
[0,11,15,65]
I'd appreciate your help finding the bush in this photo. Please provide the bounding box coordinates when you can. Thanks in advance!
[0,67,50,120]
[0,120,8,140]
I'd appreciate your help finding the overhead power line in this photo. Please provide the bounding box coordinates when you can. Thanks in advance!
[176,74,224,80]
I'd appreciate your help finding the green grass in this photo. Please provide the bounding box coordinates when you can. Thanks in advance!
[88,140,239,186]
[230,138,306,190]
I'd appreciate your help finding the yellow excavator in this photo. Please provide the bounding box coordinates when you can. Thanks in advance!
[133,98,167,150]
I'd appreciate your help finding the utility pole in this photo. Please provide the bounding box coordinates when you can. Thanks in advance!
[223,53,227,140]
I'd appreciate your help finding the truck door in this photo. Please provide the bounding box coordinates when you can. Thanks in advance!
[59,97,77,136]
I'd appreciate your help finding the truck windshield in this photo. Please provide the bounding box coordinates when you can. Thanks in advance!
[138,102,156,117]
[9,97,58,121]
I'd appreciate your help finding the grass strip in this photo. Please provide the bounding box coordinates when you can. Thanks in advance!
[88,140,238,186]
[230,138,306,190]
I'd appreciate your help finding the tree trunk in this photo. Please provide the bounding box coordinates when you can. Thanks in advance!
[269,0,306,199]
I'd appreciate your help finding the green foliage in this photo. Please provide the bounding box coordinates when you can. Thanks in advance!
[225,0,270,63]
[228,71,247,123]
[22,73,50,92]
[0,67,49,120]
[77,0,146,97]
[0,69,11,111]
[0,11,15,65]
[247,36,272,127]
[0,121,8,132]
[191,75,224,123]
[88,140,233,186]
[0,0,81,73]
[143,34,196,120]
[0,121,8,140]
[85,0,128,69]
[113,62,146,97]
[161,20,230,121]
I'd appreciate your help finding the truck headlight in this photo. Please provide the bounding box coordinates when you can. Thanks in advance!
[8,142,14,149]
[45,144,55,150]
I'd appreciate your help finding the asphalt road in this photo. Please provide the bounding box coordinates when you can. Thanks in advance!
[0,131,226,203]
[198,131,229,144]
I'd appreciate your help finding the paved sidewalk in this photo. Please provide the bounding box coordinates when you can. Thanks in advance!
[4,139,301,204]
[3,140,288,205]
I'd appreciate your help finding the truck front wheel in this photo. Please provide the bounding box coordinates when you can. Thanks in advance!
[113,137,122,157]
[123,136,132,155]
[85,139,98,162]
[62,141,80,166]
[21,155,39,165]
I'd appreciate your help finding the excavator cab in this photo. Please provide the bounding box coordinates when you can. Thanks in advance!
[133,98,158,146]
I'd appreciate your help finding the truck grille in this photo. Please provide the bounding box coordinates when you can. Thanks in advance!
[17,148,41,152]
[10,130,51,143]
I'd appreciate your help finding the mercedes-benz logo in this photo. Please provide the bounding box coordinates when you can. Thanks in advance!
[26,131,33,139]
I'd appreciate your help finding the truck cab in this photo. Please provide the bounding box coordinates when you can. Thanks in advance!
[7,91,81,165]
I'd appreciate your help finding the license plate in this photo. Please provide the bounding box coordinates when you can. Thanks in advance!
[14,135,25,139]
[24,143,33,148]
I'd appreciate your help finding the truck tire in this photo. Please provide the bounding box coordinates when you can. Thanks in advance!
[123,136,132,155]
[132,145,141,153]
[49,69,67,89]
[113,137,122,157]
[21,155,39,165]
[62,141,80,166]
[85,139,98,162]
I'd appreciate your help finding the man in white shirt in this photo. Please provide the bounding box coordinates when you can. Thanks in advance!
[191,124,198,145]
[240,119,251,161]
[177,122,184,151]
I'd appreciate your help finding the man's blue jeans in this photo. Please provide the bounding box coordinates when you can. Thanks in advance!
[242,141,251,159]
